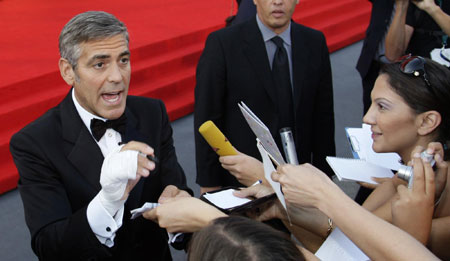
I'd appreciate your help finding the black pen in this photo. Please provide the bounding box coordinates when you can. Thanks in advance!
[143,153,159,164]
[118,142,159,163]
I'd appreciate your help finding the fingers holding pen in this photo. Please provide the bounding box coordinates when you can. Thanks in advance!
[120,141,157,177]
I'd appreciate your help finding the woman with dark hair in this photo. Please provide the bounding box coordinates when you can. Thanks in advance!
[223,56,450,258]
[187,216,305,261]
[359,56,450,258]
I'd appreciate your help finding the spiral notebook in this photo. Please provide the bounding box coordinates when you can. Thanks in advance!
[326,157,394,184]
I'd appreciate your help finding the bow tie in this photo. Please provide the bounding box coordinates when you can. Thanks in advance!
[90,114,127,142]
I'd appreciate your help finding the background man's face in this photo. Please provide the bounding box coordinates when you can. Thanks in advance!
[73,34,130,120]
[254,0,299,34]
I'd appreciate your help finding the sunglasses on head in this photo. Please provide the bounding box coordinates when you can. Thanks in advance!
[396,55,436,97]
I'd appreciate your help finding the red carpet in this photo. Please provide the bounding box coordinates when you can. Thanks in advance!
[0,0,370,194]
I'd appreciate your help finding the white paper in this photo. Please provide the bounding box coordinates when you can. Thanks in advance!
[315,227,369,261]
[256,140,287,210]
[326,157,394,184]
[130,202,160,219]
[238,101,285,165]
[346,124,401,171]
[203,189,251,209]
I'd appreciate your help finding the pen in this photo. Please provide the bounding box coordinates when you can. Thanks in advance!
[251,180,262,187]
[139,152,159,164]
[118,142,159,163]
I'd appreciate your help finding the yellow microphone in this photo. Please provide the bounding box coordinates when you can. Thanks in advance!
[199,120,238,156]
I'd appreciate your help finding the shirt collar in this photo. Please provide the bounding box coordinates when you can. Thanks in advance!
[256,14,292,46]
[72,88,106,135]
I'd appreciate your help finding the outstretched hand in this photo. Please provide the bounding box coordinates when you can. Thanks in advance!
[271,164,337,209]
[143,196,227,233]
[391,151,439,244]
[219,150,265,187]
[412,0,439,13]
[234,184,284,221]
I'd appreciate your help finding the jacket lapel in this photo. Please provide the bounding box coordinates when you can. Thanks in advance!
[61,91,103,191]
[121,106,146,209]
[61,93,147,206]
[242,18,277,107]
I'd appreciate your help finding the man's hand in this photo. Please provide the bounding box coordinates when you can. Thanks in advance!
[120,141,156,200]
[219,151,265,187]
[234,184,284,221]
[98,141,155,216]
[158,185,191,203]
[143,197,227,233]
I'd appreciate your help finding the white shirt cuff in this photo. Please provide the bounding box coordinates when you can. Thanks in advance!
[87,193,124,247]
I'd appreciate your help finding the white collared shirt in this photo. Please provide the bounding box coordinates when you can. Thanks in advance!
[72,89,124,247]
[72,89,122,157]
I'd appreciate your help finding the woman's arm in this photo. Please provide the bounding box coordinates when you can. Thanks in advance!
[413,0,450,36]
[273,162,439,260]
[385,0,414,61]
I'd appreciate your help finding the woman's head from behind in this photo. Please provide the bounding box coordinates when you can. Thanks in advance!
[363,57,450,161]
[188,216,304,261]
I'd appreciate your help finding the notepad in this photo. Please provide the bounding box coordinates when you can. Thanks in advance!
[203,189,251,209]
[345,124,401,171]
[326,157,394,184]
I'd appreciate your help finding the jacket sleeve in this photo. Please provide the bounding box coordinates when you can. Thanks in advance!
[194,32,229,187]
[311,33,336,178]
[156,100,192,194]
[10,132,112,261]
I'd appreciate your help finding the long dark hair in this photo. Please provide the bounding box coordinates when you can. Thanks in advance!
[188,216,305,261]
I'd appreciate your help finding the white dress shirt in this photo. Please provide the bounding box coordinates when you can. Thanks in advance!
[72,89,124,247]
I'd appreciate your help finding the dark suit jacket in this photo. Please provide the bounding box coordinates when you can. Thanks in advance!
[10,92,190,260]
[194,17,336,187]
[356,0,394,79]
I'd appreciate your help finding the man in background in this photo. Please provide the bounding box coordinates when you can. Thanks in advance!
[194,0,335,193]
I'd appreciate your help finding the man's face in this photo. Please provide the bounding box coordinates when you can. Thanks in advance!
[72,34,130,120]
[253,0,299,34]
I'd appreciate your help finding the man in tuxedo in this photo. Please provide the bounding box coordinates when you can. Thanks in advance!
[10,11,190,260]
[194,0,335,193]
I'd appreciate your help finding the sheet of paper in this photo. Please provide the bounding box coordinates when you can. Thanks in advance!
[326,157,394,184]
[130,202,160,219]
[315,227,369,261]
[346,124,401,171]
[203,189,251,209]
[257,140,287,210]
[238,101,285,165]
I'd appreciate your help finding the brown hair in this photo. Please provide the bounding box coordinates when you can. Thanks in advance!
[380,58,450,149]
[188,216,305,261]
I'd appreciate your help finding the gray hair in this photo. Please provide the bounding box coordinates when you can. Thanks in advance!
[59,11,129,68]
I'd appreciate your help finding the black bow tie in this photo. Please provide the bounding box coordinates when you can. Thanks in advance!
[90,114,127,142]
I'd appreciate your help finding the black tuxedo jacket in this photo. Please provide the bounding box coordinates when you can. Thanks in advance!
[356,0,394,79]
[194,17,336,187]
[10,92,189,260]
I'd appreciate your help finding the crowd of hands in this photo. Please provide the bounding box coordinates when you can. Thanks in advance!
[122,141,448,260]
